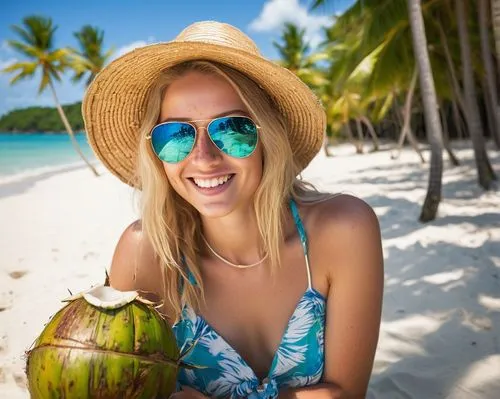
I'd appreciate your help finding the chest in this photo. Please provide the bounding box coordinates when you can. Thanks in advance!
[194,239,321,379]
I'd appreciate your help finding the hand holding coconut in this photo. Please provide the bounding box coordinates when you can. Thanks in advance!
[26,285,182,398]
[169,385,210,398]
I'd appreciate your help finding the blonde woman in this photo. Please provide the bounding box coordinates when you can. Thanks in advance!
[83,21,384,399]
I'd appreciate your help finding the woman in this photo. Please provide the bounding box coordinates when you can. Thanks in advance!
[83,21,384,399]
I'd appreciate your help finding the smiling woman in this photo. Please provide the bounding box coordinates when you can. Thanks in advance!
[82,21,384,399]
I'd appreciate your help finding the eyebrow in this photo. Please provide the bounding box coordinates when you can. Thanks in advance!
[160,109,250,123]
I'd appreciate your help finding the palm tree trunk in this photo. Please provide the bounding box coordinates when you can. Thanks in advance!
[437,21,467,115]
[479,0,500,148]
[48,80,99,176]
[439,102,460,166]
[359,116,380,151]
[451,97,466,139]
[344,122,363,153]
[355,118,364,148]
[456,0,496,189]
[483,77,498,146]
[408,0,444,222]
[492,0,500,74]
[393,69,425,163]
[438,18,469,141]
[323,132,332,157]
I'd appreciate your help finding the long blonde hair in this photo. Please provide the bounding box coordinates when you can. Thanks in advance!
[136,60,326,322]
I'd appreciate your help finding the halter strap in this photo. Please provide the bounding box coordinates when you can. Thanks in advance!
[179,255,198,294]
[289,198,312,290]
[179,198,312,292]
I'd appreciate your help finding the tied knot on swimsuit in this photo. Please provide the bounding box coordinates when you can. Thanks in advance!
[237,377,278,399]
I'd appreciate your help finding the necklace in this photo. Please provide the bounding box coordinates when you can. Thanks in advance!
[201,235,268,269]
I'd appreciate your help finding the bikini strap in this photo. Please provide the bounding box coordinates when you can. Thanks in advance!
[178,255,198,296]
[289,199,312,290]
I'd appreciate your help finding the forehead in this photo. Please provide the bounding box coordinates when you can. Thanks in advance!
[160,71,248,121]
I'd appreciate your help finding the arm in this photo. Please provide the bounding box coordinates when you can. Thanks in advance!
[111,226,208,398]
[282,196,384,398]
[109,219,162,296]
[278,383,344,398]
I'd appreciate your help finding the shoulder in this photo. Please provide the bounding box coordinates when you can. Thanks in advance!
[310,193,379,229]
[109,219,162,294]
[301,194,383,279]
[302,195,384,395]
[302,194,380,239]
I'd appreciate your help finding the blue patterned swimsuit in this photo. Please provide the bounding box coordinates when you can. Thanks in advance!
[172,200,326,398]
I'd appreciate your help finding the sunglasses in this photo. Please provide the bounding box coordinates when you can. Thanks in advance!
[147,116,259,163]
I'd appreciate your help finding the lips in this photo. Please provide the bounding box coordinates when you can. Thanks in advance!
[188,174,235,195]
[193,174,232,188]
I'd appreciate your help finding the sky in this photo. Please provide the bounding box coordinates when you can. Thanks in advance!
[0,0,354,117]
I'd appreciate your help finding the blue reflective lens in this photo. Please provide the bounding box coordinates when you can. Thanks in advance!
[207,117,258,158]
[150,122,196,163]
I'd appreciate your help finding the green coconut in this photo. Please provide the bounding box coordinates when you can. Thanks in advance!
[26,285,181,399]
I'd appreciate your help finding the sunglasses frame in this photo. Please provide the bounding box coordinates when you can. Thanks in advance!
[146,115,261,163]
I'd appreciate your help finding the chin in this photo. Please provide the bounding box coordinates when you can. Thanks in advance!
[193,198,244,219]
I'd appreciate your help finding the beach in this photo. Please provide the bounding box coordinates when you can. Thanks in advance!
[0,142,499,398]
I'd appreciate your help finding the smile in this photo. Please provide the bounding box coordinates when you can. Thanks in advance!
[192,174,234,188]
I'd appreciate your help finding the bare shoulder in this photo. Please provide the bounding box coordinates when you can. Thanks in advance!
[301,195,383,395]
[301,194,383,279]
[109,219,162,295]
[304,192,378,224]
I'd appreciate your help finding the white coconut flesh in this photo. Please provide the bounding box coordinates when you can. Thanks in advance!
[83,285,139,310]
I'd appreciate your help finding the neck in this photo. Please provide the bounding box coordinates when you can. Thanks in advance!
[200,207,265,266]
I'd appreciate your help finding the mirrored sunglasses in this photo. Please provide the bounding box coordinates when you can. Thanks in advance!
[147,116,259,163]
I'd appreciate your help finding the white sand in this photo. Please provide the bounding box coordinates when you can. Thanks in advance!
[0,142,499,398]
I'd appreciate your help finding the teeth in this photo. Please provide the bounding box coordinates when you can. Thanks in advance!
[193,174,231,188]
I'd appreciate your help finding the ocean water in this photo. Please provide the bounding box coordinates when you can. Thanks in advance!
[0,132,96,176]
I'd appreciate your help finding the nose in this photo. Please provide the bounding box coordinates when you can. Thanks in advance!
[189,126,222,165]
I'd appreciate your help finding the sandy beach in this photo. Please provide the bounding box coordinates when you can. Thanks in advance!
[0,142,499,398]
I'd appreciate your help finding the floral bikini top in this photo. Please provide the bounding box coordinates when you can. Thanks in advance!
[172,200,326,398]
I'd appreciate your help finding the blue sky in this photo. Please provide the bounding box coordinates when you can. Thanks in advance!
[0,0,353,117]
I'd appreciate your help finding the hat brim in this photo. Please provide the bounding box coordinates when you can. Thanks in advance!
[82,41,326,187]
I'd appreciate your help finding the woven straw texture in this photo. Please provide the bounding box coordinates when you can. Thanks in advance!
[82,21,326,187]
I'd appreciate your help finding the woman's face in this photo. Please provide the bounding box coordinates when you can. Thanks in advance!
[158,71,263,218]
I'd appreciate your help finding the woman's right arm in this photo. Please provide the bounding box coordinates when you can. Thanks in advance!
[109,220,160,294]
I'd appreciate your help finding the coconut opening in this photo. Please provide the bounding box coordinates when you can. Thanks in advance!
[83,285,138,310]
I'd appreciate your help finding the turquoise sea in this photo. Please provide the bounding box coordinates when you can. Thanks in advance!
[0,132,96,176]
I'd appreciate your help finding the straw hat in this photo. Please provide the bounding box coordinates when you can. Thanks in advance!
[82,21,326,187]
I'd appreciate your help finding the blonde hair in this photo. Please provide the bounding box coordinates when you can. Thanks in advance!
[136,61,327,322]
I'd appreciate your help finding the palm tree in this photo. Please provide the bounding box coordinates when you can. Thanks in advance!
[456,0,496,189]
[407,0,444,222]
[71,25,113,86]
[273,22,328,88]
[274,22,331,155]
[313,0,447,220]
[2,16,99,176]
[492,0,500,70]
[478,0,500,148]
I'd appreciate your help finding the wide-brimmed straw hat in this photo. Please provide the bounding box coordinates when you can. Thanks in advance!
[82,20,326,187]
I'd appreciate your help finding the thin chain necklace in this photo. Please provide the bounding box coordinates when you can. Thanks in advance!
[201,235,268,269]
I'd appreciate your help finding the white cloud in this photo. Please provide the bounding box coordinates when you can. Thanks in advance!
[1,40,15,54]
[112,37,157,60]
[249,0,332,48]
[0,57,18,70]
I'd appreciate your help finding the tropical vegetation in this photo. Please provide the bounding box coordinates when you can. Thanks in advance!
[0,102,83,132]
[2,0,499,221]
[1,16,107,176]
[275,0,499,221]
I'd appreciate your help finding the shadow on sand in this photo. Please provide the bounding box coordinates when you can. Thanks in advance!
[0,164,93,199]
[343,153,500,398]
